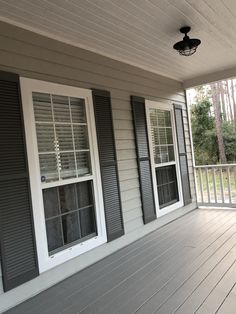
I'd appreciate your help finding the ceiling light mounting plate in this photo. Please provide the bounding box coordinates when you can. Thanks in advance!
[180,26,191,34]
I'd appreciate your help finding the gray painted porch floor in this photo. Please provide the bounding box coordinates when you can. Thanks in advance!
[6,208,236,314]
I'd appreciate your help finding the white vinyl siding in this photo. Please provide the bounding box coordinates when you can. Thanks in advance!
[0,21,196,312]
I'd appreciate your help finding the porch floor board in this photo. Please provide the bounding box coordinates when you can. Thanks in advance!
[6,208,236,314]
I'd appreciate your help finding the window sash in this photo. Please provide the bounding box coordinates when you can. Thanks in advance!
[43,181,97,254]
[33,92,92,185]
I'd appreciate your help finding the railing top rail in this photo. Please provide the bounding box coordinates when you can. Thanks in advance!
[194,163,236,168]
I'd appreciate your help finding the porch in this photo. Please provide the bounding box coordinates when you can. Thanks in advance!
[1,1,236,313]
[6,207,236,314]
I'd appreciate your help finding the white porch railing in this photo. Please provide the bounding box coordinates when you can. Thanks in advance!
[194,164,236,207]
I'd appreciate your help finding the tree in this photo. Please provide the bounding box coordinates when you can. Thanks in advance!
[191,99,218,165]
[222,121,236,162]
[230,79,236,130]
[210,83,227,163]
[189,79,236,165]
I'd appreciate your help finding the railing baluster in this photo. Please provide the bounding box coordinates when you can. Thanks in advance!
[199,168,204,203]
[227,167,232,204]
[194,164,236,207]
[234,166,236,203]
[205,168,210,203]
[220,167,225,204]
[212,167,217,203]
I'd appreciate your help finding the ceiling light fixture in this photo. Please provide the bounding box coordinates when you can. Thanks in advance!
[173,26,201,56]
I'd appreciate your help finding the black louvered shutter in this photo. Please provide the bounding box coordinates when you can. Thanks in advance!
[174,104,192,205]
[131,96,156,224]
[0,71,39,291]
[92,89,124,242]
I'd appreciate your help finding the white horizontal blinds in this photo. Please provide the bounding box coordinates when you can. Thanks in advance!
[149,109,175,165]
[33,92,91,183]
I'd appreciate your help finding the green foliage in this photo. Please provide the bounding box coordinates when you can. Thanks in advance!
[191,98,236,164]
[191,100,218,165]
[222,122,236,162]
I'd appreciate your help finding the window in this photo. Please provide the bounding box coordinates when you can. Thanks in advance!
[21,78,107,272]
[146,101,183,216]
[33,92,97,254]
[150,109,175,164]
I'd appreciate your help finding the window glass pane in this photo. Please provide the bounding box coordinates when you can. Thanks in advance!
[39,154,58,182]
[164,111,171,127]
[70,98,86,123]
[157,187,164,206]
[150,109,157,126]
[151,128,159,145]
[159,128,166,145]
[168,166,176,181]
[166,129,173,144]
[33,92,52,122]
[160,146,168,163]
[55,124,73,151]
[160,166,169,184]
[59,184,77,213]
[62,212,81,244]
[79,207,96,237]
[157,110,165,126]
[36,124,55,152]
[169,182,178,200]
[76,181,94,208]
[52,95,70,122]
[73,125,89,150]
[168,146,175,162]
[156,165,179,209]
[76,152,91,176]
[163,184,170,204]
[46,218,63,252]
[154,146,161,164]
[60,152,76,179]
[149,108,175,165]
[43,187,60,218]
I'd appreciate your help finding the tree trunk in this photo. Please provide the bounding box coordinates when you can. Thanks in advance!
[225,80,234,123]
[225,80,234,122]
[230,79,236,130]
[210,83,227,163]
[217,81,227,120]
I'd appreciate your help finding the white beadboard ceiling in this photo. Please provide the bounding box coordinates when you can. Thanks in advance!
[0,0,236,87]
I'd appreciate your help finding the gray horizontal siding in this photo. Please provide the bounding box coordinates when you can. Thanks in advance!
[0,21,196,311]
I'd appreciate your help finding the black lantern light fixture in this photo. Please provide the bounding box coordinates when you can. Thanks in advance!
[173,26,201,56]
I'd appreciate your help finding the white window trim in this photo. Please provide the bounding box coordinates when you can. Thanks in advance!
[145,100,184,217]
[20,78,107,273]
